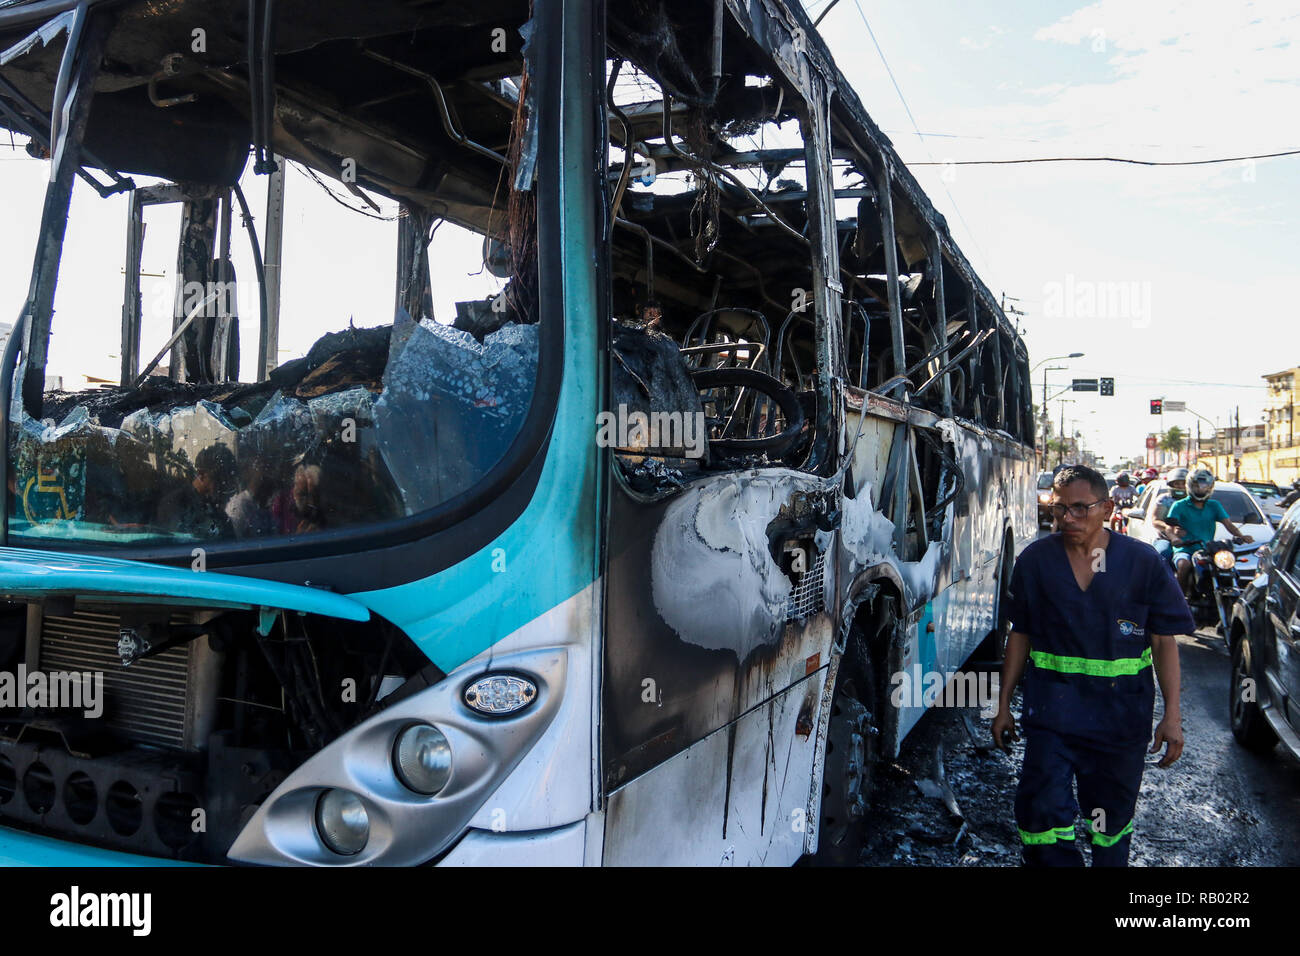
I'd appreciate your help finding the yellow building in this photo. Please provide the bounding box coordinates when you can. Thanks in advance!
[1197,366,1299,486]
[1265,367,1298,450]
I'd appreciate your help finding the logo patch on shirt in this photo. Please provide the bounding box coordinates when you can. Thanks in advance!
[1117,619,1145,638]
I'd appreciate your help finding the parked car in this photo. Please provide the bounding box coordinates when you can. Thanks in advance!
[1228,499,1300,756]
[1239,479,1288,529]
[1036,471,1054,528]
[1124,478,1275,585]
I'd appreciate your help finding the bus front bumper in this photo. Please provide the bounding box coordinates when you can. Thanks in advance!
[0,824,198,866]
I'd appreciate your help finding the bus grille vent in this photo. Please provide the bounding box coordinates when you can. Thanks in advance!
[786,550,827,620]
[39,610,193,750]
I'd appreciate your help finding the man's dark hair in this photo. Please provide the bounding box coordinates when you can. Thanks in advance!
[1053,464,1108,500]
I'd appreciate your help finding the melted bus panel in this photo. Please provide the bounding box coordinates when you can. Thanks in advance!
[597,0,1034,865]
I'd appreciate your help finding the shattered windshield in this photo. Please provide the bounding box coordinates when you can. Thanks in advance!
[2,0,545,548]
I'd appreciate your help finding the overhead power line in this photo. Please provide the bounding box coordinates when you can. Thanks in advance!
[1066,370,1268,389]
[907,148,1300,168]
[882,130,1241,149]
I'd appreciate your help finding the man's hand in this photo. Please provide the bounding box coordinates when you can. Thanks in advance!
[1150,713,1184,767]
[992,707,1019,752]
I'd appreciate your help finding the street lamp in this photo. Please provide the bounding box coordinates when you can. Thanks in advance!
[1031,352,1085,373]
[1033,353,1085,469]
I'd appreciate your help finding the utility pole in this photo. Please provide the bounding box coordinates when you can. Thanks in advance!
[1042,365,1048,470]
[1235,406,1241,481]
[1059,400,1066,467]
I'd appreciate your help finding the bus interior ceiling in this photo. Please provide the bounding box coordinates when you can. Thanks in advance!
[602,0,1033,487]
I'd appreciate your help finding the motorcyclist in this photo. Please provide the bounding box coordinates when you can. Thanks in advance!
[1283,478,1300,509]
[1166,468,1254,594]
[1134,466,1159,497]
[1109,471,1136,530]
[1149,467,1189,568]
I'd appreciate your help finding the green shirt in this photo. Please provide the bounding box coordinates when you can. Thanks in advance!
[1166,496,1230,554]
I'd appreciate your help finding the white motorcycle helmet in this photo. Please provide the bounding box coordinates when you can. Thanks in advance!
[1187,467,1215,501]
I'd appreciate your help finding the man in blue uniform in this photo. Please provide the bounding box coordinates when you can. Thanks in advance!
[991,465,1194,866]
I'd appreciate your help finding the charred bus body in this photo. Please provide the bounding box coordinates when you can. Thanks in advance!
[0,0,1033,865]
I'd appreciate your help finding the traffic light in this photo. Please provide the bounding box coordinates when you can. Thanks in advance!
[1150,399,1163,415]
[1100,377,1114,396]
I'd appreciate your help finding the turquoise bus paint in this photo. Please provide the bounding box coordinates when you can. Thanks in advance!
[350,3,603,674]
[0,827,198,867]
[0,547,370,620]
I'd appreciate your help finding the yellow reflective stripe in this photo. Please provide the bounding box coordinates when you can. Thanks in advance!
[1019,825,1076,845]
[1091,819,1134,847]
[1029,647,1153,677]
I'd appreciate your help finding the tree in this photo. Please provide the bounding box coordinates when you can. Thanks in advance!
[1159,426,1186,464]
[1046,436,1072,464]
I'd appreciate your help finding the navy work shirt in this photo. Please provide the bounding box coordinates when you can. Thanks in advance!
[1006,531,1195,751]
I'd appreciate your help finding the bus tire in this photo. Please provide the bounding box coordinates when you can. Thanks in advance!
[811,658,878,865]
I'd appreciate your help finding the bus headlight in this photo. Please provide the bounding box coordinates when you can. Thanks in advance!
[228,646,566,866]
[393,723,453,795]
[315,789,369,855]
[464,674,537,715]
[1213,549,1237,571]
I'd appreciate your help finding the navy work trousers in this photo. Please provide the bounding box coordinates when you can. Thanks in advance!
[1014,727,1147,867]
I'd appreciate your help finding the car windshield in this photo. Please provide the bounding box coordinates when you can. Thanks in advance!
[1037,473,1054,490]
[1212,489,1266,525]
[2,2,545,549]
[1241,482,1278,499]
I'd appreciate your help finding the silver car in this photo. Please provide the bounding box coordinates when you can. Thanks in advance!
[1239,480,1288,529]
[1124,479,1276,583]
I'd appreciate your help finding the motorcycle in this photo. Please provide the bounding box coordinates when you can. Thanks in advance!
[1282,479,1300,510]
[1180,537,1240,633]
[1110,490,1135,532]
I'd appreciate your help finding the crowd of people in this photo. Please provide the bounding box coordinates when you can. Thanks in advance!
[152,445,328,540]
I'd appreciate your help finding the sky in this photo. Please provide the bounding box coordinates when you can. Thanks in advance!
[808,0,1300,464]
[1,0,1297,465]
[0,146,499,388]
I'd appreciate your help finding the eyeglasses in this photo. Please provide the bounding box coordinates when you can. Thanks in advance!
[1050,500,1106,519]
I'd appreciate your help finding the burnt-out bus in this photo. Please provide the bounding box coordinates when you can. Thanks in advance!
[0,0,1034,865]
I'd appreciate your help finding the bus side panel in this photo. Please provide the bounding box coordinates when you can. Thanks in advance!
[603,670,823,866]
[601,467,836,793]
[891,427,1036,743]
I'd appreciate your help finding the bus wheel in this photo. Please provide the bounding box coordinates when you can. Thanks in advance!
[812,667,877,865]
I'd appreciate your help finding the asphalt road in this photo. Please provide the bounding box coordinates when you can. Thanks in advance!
[858,534,1300,866]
